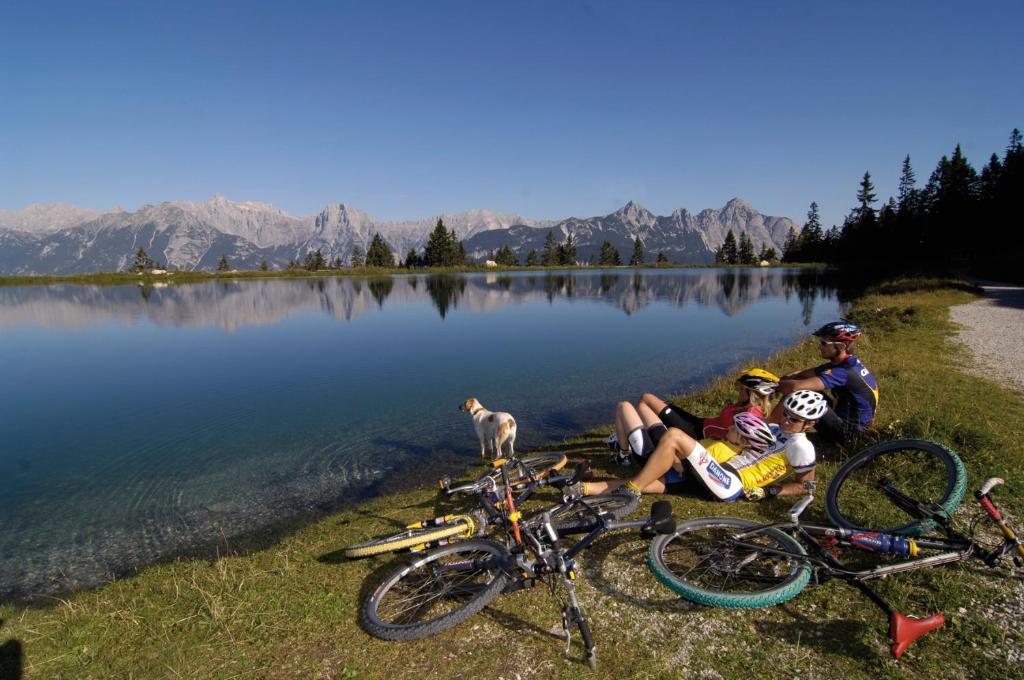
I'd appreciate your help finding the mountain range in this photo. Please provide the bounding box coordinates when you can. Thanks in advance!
[0,195,798,274]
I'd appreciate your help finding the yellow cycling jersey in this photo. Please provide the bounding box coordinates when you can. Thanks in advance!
[720,430,816,490]
[702,438,742,465]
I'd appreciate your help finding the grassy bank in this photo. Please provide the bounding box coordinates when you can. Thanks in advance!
[0,262,824,287]
[2,278,1021,679]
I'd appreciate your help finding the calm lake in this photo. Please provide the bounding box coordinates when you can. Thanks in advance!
[0,268,841,600]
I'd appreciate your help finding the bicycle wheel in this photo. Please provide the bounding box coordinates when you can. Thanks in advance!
[362,539,510,641]
[548,491,641,534]
[825,439,967,536]
[648,517,811,608]
[344,516,476,559]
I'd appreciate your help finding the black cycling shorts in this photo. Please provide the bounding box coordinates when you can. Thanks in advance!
[658,404,704,439]
[814,407,861,445]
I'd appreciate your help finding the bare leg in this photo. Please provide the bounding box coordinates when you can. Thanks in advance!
[637,402,663,428]
[631,428,699,490]
[641,393,668,414]
[585,477,668,495]
[614,401,642,451]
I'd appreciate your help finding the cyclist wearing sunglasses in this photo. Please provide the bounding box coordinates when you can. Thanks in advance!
[774,321,878,444]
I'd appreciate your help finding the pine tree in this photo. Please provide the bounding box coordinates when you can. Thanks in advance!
[424,219,456,267]
[720,230,738,264]
[217,255,230,271]
[349,244,365,268]
[630,236,644,266]
[781,226,799,263]
[800,202,824,262]
[495,244,518,266]
[130,247,156,272]
[897,155,916,213]
[303,249,326,271]
[599,240,621,266]
[656,251,669,264]
[738,232,756,264]
[558,232,577,265]
[526,249,538,266]
[260,259,269,271]
[542,231,559,266]
[856,171,878,220]
[403,248,419,268]
[365,233,395,267]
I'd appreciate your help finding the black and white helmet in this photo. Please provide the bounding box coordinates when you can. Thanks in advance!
[733,411,776,452]
[783,390,828,421]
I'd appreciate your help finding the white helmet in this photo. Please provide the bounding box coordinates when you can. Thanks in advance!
[783,390,827,421]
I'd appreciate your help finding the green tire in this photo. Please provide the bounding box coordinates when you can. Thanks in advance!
[648,517,811,609]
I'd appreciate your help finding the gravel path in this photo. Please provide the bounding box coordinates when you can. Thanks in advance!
[950,284,1024,394]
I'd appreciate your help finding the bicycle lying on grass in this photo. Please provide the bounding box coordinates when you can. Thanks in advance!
[359,458,676,669]
[648,439,1024,659]
[343,451,575,558]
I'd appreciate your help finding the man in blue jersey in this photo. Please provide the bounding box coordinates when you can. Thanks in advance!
[774,321,878,445]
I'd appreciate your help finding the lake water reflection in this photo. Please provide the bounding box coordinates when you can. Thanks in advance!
[0,268,840,599]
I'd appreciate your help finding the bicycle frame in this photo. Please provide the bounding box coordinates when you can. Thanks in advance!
[714,477,1021,658]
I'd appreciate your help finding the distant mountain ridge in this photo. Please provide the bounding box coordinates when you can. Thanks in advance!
[0,195,797,274]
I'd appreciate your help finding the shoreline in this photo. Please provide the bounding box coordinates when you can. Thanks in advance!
[3,277,1023,679]
[0,262,826,287]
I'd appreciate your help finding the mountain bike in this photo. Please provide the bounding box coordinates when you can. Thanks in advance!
[343,451,572,558]
[648,473,1024,659]
[360,484,675,669]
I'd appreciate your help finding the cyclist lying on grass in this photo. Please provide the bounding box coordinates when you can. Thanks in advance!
[574,391,827,502]
[608,368,779,459]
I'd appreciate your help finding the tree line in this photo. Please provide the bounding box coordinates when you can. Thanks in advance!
[129,217,674,273]
[783,127,1023,279]
[713,230,779,265]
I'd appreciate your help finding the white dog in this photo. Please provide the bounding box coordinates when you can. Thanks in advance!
[459,398,517,460]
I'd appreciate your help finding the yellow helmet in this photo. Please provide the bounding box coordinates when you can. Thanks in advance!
[736,368,780,396]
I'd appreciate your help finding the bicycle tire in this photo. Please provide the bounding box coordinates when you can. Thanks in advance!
[344,516,475,559]
[825,439,968,536]
[361,539,510,641]
[648,517,811,609]
[548,492,641,534]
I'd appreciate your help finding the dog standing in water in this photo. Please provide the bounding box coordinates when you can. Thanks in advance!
[459,398,517,460]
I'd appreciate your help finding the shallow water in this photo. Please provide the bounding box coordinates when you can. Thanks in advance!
[0,268,840,599]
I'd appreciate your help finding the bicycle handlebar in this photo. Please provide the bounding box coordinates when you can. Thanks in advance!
[978,477,1004,497]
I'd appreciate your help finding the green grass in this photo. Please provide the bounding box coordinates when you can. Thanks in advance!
[0,262,825,287]
[1,277,1021,679]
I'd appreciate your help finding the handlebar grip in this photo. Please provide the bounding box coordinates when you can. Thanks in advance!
[978,478,1004,497]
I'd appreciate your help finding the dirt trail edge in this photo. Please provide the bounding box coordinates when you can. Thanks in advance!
[950,283,1024,394]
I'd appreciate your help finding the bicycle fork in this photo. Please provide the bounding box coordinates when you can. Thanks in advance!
[558,563,597,670]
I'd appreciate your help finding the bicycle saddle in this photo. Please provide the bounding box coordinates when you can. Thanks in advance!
[890,611,945,659]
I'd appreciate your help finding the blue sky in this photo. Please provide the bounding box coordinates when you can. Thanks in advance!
[2,1,1021,228]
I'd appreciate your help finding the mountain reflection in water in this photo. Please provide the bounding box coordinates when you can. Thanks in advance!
[0,268,836,331]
